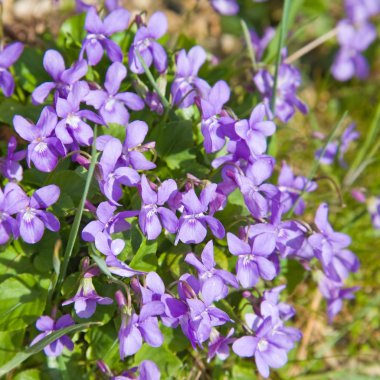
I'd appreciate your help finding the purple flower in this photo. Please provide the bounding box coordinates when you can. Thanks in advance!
[62,276,112,318]
[368,196,380,229]
[233,315,292,378]
[278,161,317,215]
[0,136,26,182]
[0,183,29,244]
[227,231,277,288]
[81,7,130,66]
[209,0,239,15]
[55,82,102,147]
[32,50,88,104]
[208,328,235,361]
[319,275,359,322]
[171,46,210,108]
[254,63,308,123]
[96,137,140,204]
[14,107,65,172]
[308,203,359,282]
[0,42,24,97]
[250,27,275,61]
[85,62,144,126]
[345,0,380,24]
[185,240,238,301]
[30,315,75,357]
[16,185,60,244]
[98,359,161,380]
[139,175,178,240]
[331,20,376,81]
[176,184,225,245]
[234,104,276,157]
[105,254,145,277]
[128,12,168,74]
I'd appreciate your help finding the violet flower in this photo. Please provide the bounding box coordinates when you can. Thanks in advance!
[0,183,29,244]
[14,107,64,173]
[209,0,239,15]
[139,175,178,240]
[81,7,130,66]
[254,63,308,123]
[208,328,235,362]
[171,46,210,108]
[175,184,225,245]
[0,136,26,182]
[345,0,380,25]
[0,42,24,97]
[16,184,60,244]
[62,276,112,318]
[30,315,75,357]
[85,62,144,126]
[331,20,377,81]
[227,232,277,288]
[105,254,145,277]
[32,50,88,104]
[185,240,238,301]
[98,359,161,380]
[55,82,102,147]
[128,12,168,74]
[250,27,275,61]
[367,196,380,229]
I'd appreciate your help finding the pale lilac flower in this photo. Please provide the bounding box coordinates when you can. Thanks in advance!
[171,46,210,108]
[345,0,380,24]
[129,12,168,74]
[81,7,130,66]
[0,136,26,182]
[14,107,64,172]
[176,184,225,245]
[62,276,112,318]
[250,27,275,61]
[367,196,380,229]
[227,232,277,288]
[0,42,24,97]
[331,20,376,81]
[0,183,29,244]
[209,0,239,15]
[105,254,145,277]
[85,62,144,126]
[254,63,308,123]
[30,315,75,357]
[32,50,88,104]
[16,185,60,244]
[139,175,178,240]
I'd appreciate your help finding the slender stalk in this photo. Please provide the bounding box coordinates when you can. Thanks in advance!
[54,126,98,297]
[288,112,348,217]
[135,49,170,110]
[285,27,338,64]
[240,19,257,71]
[270,0,292,114]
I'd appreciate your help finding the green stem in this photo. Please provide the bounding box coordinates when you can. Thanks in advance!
[54,126,98,298]
[240,19,257,72]
[288,112,348,217]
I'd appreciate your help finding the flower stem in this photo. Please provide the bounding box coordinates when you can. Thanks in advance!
[240,19,257,72]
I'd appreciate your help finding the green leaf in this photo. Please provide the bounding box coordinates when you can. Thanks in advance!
[129,238,158,271]
[0,321,101,377]
[0,330,25,367]
[14,369,41,380]
[0,273,48,332]
[0,100,42,125]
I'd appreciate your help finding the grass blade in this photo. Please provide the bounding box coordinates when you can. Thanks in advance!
[240,19,257,72]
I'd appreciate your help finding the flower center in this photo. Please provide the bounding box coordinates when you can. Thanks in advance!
[258,338,269,351]
[23,207,36,223]
[34,140,48,154]
[105,98,116,112]
[67,114,81,129]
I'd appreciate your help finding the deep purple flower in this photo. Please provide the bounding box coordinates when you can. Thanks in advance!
[145,92,164,115]
[16,185,60,244]
[0,136,26,182]
[278,161,317,215]
[139,175,178,240]
[250,27,275,61]
[254,63,308,123]
[176,184,225,245]
[32,50,88,104]
[85,62,144,126]
[62,276,112,318]
[0,183,29,244]
[128,12,168,74]
[96,137,140,204]
[319,275,359,322]
[30,315,75,357]
[81,7,130,66]
[14,107,65,172]
[0,42,24,97]
[331,20,376,81]
[227,231,277,288]
[55,82,102,147]
[171,46,210,108]
[185,240,238,301]
[209,0,239,15]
